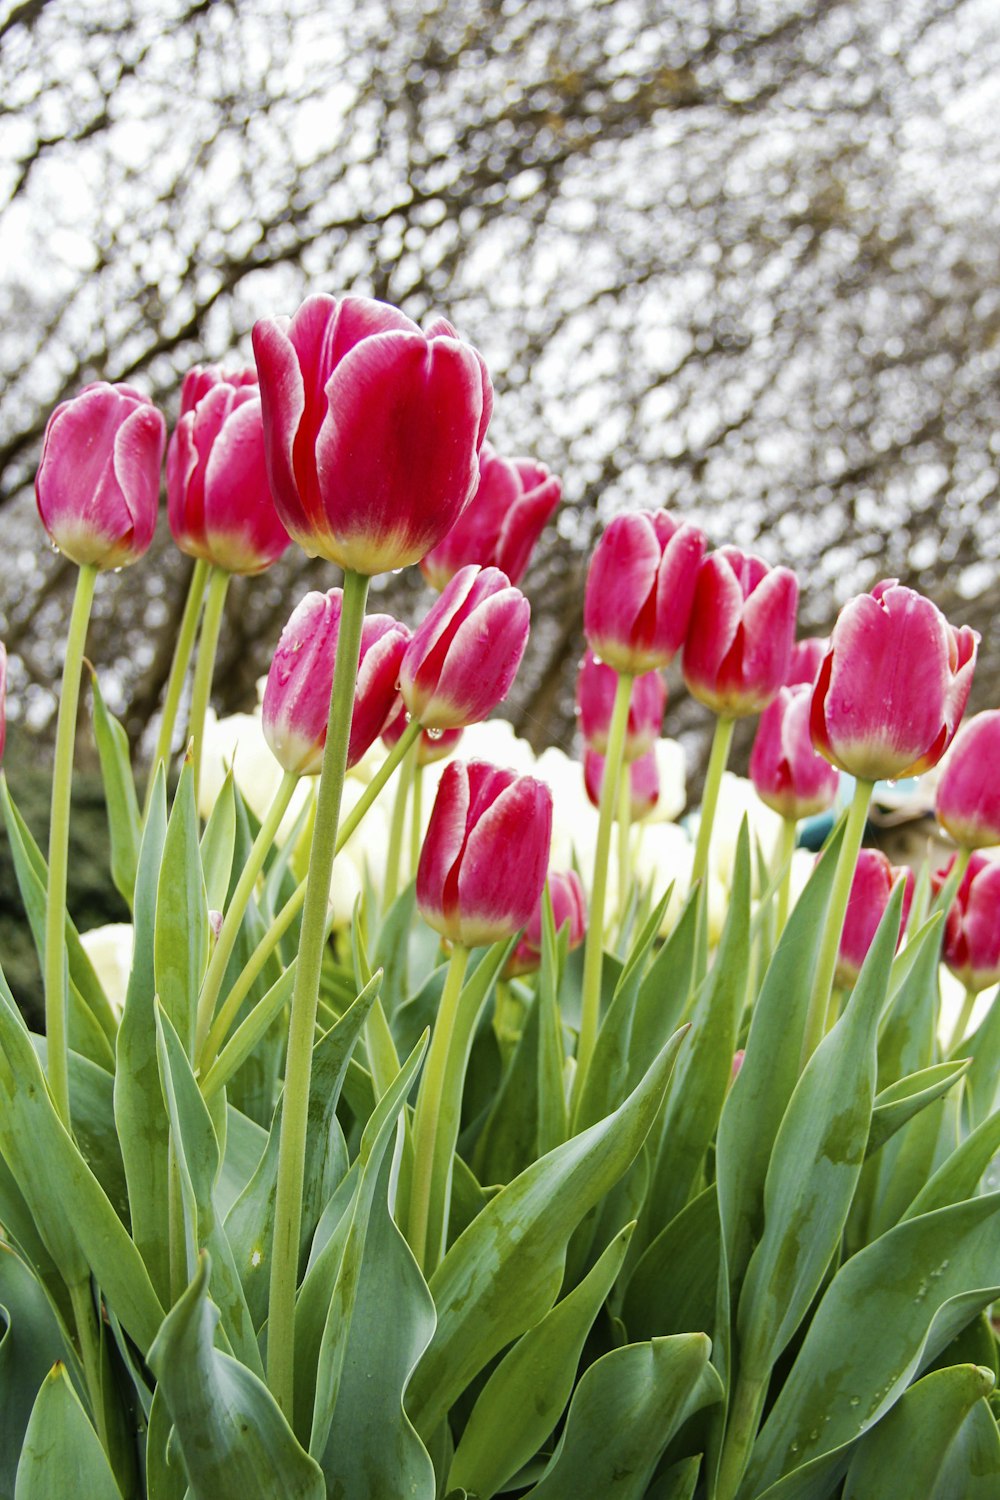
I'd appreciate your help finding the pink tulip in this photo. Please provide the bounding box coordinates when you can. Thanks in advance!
[749,684,840,820]
[810,582,978,782]
[584,509,706,675]
[417,760,552,947]
[399,565,530,730]
[932,852,1000,993]
[835,848,914,988]
[935,711,1000,851]
[253,294,492,575]
[262,590,409,775]
[584,745,660,822]
[787,636,827,687]
[420,441,561,590]
[35,382,166,570]
[683,547,799,717]
[507,869,587,976]
[576,650,665,762]
[0,643,6,765]
[166,369,290,575]
[381,705,464,767]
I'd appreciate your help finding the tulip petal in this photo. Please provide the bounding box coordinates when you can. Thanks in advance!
[202,394,289,573]
[495,474,562,585]
[682,553,744,701]
[253,315,309,536]
[455,776,552,945]
[584,513,660,664]
[429,589,531,726]
[734,566,798,706]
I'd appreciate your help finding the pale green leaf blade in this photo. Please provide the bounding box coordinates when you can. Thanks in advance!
[155,757,208,1057]
[0,1247,76,1498]
[867,1060,970,1158]
[89,667,142,909]
[14,1363,120,1500]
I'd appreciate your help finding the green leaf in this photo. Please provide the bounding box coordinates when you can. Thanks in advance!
[737,881,905,1377]
[90,667,142,908]
[867,1060,971,1158]
[621,1184,719,1343]
[536,887,569,1157]
[449,1222,636,1500]
[931,1398,1000,1499]
[31,1038,129,1225]
[155,757,209,1057]
[407,1023,689,1438]
[903,1102,1000,1220]
[14,1363,121,1499]
[526,1334,722,1500]
[473,982,542,1185]
[147,1253,325,1500]
[630,888,698,1092]
[200,770,236,915]
[963,992,1000,1129]
[373,882,418,1019]
[645,1456,702,1500]
[146,1384,187,1500]
[740,1192,1000,1498]
[842,1363,995,1500]
[0,1247,76,1498]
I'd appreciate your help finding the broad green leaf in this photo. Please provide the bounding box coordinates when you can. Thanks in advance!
[113,771,170,1302]
[622,1184,719,1343]
[216,1105,268,1220]
[903,1102,1000,1220]
[740,1192,1000,1498]
[146,1384,187,1500]
[527,1334,722,1500]
[714,823,843,1302]
[931,1398,1000,1499]
[31,1039,128,1224]
[147,1253,325,1500]
[536,887,569,1157]
[629,887,698,1093]
[964,992,1000,1128]
[0,1151,66,1325]
[14,1363,120,1500]
[876,912,942,1090]
[474,983,542,1185]
[867,1060,970,1158]
[200,769,236,915]
[449,1222,636,1500]
[842,1363,995,1500]
[0,1247,75,1498]
[648,823,751,1232]
[737,882,906,1377]
[155,757,208,1057]
[645,1456,701,1500]
[373,881,418,1018]
[90,667,142,908]
[407,1023,689,1438]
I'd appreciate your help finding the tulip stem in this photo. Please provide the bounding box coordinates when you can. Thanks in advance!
[187,563,230,807]
[194,769,298,1060]
[947,983,979,1056]
[800,776,872,1070]
[691,714,735,891]
[145,557,210,815]
[385,733,418,908]
[406,942,471,1275]
[775,816,798,932]
[266,567,370,1419]
[411,762,424,876]
[43,561,97,1130]
[716,1370,768,1500]
[574,670,633,1116]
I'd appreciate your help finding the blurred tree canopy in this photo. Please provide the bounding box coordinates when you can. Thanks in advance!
[2,0,999,778]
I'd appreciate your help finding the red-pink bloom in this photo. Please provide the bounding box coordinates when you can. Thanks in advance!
[731,1049,746,1082]
[0,642,6,765]
[35,382,166,570]
[584,509,706,675]
[399,565,530,730]
[576,650,665,762]
[935,711,1000,851]
[166,369,290,575]
[417,760,552,947]
[749,684,840,820]
[683,547,799,717]
[420,441,561,590]
[787,637,827,687]
[932,852,1000,993]
[835,848,914,988]
[584,746,660,822]
[381,705,464,767]
[252,294,492,575]
[262,590,409,775]
[507,869,587,977]
[810,582,978,782]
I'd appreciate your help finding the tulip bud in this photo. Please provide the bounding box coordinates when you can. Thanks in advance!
[399,565,530,730]
[262,590,409,775]
[420,441,561,590]
[683,547,799,717]
[584,509,706,675]
[931,852,1000,993]
[935,711,1000,851]
[810,581,978,782]
[576,650,665,762]
[507,869,587,976]
[35,382,166,570]
[166,369,290,575]
[417,759,553,947]
[381,705,464,767]
[584,746,660,823]
[0,642,6,764]
[749,684,840,821]
[787,636,827,687]
[835,848,914,989]
[253,294,492,575]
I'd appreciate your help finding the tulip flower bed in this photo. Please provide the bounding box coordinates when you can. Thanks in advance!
[1,291,999,1500]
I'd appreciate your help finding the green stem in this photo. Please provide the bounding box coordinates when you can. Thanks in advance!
[194,769,298,1059]
[187,563,230,807]
[716,1371,768,1500]
[384,733,418,909]
[775,816,798,932]
[947,983,979,1055]
[145,557,210,813]
[407,943,471,1274]
[44,562,97,1128]
[825,982,846,1034]
[574,671,633,1113]
[68,1278,109,1456]
[266,569,369,1418]
[617,770,631,939]
[691,715,736,889]
[800,776,873,1069]
[410,762,424,877]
